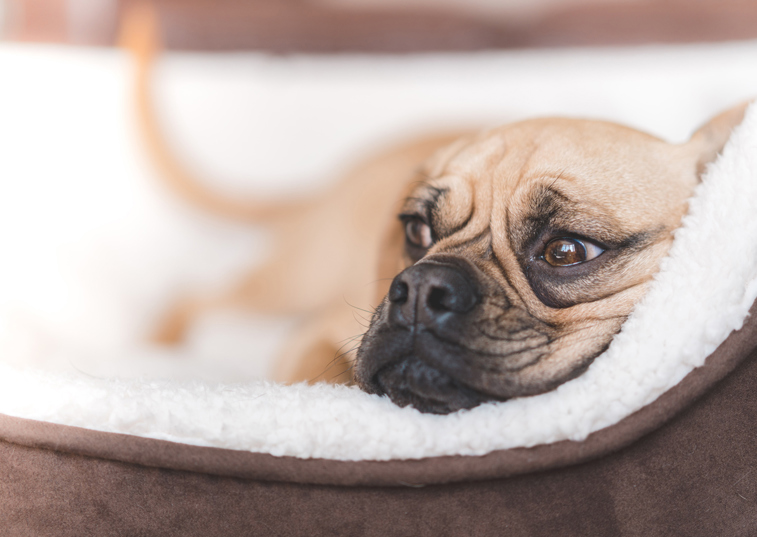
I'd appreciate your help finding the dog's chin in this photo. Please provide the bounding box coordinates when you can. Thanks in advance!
[372,356,497,414]
[358,326,511,414]
[372,356,492,414]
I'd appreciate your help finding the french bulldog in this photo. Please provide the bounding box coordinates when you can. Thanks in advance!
[354,107,747,413]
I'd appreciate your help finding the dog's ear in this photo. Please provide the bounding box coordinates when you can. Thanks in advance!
[687,101,752,176]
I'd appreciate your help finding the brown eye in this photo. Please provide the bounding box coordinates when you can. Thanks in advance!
[405,219,433,249]
[543,238,603,267]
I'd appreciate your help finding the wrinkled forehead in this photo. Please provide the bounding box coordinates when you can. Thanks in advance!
[424,118,672,188]
[405,118,688,236]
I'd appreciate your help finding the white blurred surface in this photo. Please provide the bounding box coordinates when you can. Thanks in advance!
[0,41,755,381]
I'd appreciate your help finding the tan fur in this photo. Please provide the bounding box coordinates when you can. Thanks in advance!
[121,2,748,389]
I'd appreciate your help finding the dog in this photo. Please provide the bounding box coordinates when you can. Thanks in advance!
[354,107,747,413]
[121,2,747,413]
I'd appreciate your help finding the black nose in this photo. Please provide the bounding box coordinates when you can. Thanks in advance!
[387,262,479,327]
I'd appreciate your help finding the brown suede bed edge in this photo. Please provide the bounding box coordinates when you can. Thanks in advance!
[4,338,757,536]
[1,300,756,488]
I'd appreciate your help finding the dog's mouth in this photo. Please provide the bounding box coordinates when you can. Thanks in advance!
[372,356,494,414]
[357,323,517,414]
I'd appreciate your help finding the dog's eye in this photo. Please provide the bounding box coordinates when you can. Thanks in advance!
[404,218,433,249]
[543,238,604,267]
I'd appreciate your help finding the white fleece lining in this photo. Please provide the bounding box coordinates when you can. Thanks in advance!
[0,70,756,460]
[1,101,756,461]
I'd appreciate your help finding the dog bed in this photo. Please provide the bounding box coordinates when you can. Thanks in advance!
[1,43,757,536]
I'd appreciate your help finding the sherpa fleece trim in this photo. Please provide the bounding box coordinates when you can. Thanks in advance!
[0,103,755,462]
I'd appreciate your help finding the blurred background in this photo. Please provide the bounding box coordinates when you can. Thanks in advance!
[4,0,757,50]
[0,0,756,382]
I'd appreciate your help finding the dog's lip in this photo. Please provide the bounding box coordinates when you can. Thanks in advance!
[359,324,520,399]
[371,356,497,414]
[365,328,516,404]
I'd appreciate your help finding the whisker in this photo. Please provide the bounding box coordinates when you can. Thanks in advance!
[309,345,360,383]
[547,170,565,190]
[329,364,356,382]
[351,316,369,329]
[333,335,364,356]
[351,311,371,329]
[334,346,359,361]
[343,295,376,316]
[335,333,365,345]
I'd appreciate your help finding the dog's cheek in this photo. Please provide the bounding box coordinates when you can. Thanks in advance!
[512,319,622,394]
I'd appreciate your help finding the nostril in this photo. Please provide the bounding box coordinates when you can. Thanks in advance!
[389,279,409,304]
[427,287,449,311]
[424,278,478,314]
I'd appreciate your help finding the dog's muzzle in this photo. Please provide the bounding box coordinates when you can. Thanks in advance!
[357,260,497,414]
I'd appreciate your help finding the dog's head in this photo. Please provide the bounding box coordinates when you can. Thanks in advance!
[355,104,747,414]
